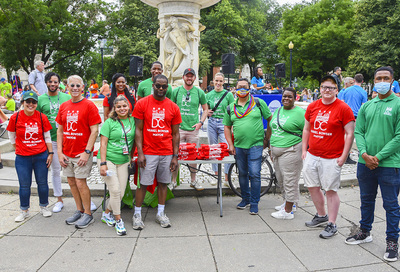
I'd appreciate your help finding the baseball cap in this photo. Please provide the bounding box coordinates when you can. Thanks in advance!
[0,78,5,82]
[22,91,38,101]
[320,75,338,87]
[183,68,196,76]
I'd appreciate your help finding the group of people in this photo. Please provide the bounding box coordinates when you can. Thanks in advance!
[3,61,400,262]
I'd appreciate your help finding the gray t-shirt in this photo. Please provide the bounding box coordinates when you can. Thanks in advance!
[28,69,47,95]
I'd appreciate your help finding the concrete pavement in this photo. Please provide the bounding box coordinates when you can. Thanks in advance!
[0,187,399,272]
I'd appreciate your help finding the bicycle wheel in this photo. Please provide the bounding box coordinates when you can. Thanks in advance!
[0,123,7,138]
[227,155,275,198]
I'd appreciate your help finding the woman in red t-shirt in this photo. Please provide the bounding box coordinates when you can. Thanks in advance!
[6,91,54,223]
[103,73,136,120]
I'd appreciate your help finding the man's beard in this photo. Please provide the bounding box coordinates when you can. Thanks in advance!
[48,87,57,92]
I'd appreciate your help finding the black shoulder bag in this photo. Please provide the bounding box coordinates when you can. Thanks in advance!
[277,107,302,138]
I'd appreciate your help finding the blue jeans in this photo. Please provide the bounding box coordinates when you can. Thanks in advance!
[357,163,400,241]
[235,146,263,205]
[207,117,230,174]
[15,151,49,210]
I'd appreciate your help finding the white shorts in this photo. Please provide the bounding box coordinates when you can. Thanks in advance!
[302,152,342,191]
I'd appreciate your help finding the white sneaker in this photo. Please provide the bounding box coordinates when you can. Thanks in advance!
[53,202,64,213]
[90,201,97,211]
[40,206,52,217]
[274,202,297,212]
[15,210,30,222]
[209,179,217,186]
[190,181,204,191]
[271,209,294,220]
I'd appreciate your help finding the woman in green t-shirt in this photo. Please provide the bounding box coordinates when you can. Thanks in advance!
[98,96,136,236]
[269,88,305,220]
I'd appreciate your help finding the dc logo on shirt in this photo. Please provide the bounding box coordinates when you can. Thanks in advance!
[314,111,330,131]
[271,116,289,135]
[181,94,191,107]
[25,122,39,140]
[152,108,165,128]
[66,110,79,131]
[384,107,393,116]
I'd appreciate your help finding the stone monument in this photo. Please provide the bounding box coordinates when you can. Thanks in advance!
[141,0,220,87]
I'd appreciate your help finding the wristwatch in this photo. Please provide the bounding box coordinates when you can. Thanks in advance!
[199,121,204,126]
[172,154,179,158]
[100,162,107,166]
[84,149,91,154]
[48,152,54,155]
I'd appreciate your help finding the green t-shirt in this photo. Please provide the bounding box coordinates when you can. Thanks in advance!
[223,97,272,149]
[206,89,235,119]
[97,117,135,165]
[5,99,15,111]
[0,83,12,98]
[270,106,305,148]
[137,77,172,99]
[171,86,207,131]
[37,92,71,141]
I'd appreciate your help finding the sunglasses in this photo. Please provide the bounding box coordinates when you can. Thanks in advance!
[25,99,37,104]
[70,84,81,88]
[154,84,168,90]
[186,90,190,101]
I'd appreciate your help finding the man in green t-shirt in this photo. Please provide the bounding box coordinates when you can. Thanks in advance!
[0,78,12,98]
[137,61,173,100]
[223,78,272,215]
[171,68,208,190]
[37,72,72,213]
[1,93,16,113]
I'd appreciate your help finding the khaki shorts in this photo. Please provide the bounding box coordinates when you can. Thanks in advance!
[302,152,342,191]
[63,154,93,179]
[179,129,199,147]
[140,155,173,186]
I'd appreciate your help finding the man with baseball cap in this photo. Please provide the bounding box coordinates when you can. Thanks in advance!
[302,74,355,239]
[171,68,208,190]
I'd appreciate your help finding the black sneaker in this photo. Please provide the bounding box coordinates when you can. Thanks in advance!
[345,228,373,245]
[319,222,338,239]
[305,213,329,228]
[345,156,357,164]
[0,161,3,169]
[384,240,399,262]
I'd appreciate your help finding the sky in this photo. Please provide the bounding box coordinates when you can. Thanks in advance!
[276,0,312,5]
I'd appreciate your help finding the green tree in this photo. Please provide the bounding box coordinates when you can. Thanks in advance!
[348,0,400,82]
[277,0,355,81]
[0,0,109,75]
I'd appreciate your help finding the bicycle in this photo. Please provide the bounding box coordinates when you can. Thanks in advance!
[227,149,278,197]
[0,120,8,138]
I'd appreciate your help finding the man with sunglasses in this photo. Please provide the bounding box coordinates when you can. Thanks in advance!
[133,74,181,229]
[56,75,102,229]
[223,78,272,215]
[171,68,208,190]
[302,75,355,239]
[137,61,173,100]
[37,72,71,213]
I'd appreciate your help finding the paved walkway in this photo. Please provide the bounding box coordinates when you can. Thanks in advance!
[0,187,399,272]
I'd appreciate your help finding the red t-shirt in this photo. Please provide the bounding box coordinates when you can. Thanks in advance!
[305,99,355,159]
[133,96,182,155]
[56,99,102,157]
[7,111,52,156]
[103,93,136,111]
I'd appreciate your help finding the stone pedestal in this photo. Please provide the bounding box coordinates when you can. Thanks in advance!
[141,0,220,87]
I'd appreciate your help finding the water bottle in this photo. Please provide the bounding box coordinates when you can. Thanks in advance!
[106,170,115,176]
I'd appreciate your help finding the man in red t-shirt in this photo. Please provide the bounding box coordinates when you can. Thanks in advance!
[302,75,355,239]
[132,74,181,230]
[56,75,102,229]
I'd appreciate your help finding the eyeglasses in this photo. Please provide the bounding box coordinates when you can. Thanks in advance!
[155,84,168,90]
[70,84,81,88]
[25,99,37,104]
[186,90,190,101]
[320,86,337,91]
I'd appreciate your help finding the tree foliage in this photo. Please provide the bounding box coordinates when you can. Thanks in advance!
[348,0,400,82]
[277,0,355,81]
[0,0,108,74]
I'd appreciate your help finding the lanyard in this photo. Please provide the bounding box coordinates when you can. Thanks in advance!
[117,117,131,153]
[48,93,60,115]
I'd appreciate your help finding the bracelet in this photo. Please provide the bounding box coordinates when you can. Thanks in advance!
[199,121,204,126]
[48,152,54,155]
[100,162,107,166]
[172,154,179,158]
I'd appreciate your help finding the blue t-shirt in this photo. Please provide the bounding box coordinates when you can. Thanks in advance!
[372,80,400,93]
[342,85,368,117]
[337,88,346,100]
[251,76,264,88]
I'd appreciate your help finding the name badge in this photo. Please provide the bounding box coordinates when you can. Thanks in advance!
[122,145,129,155]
